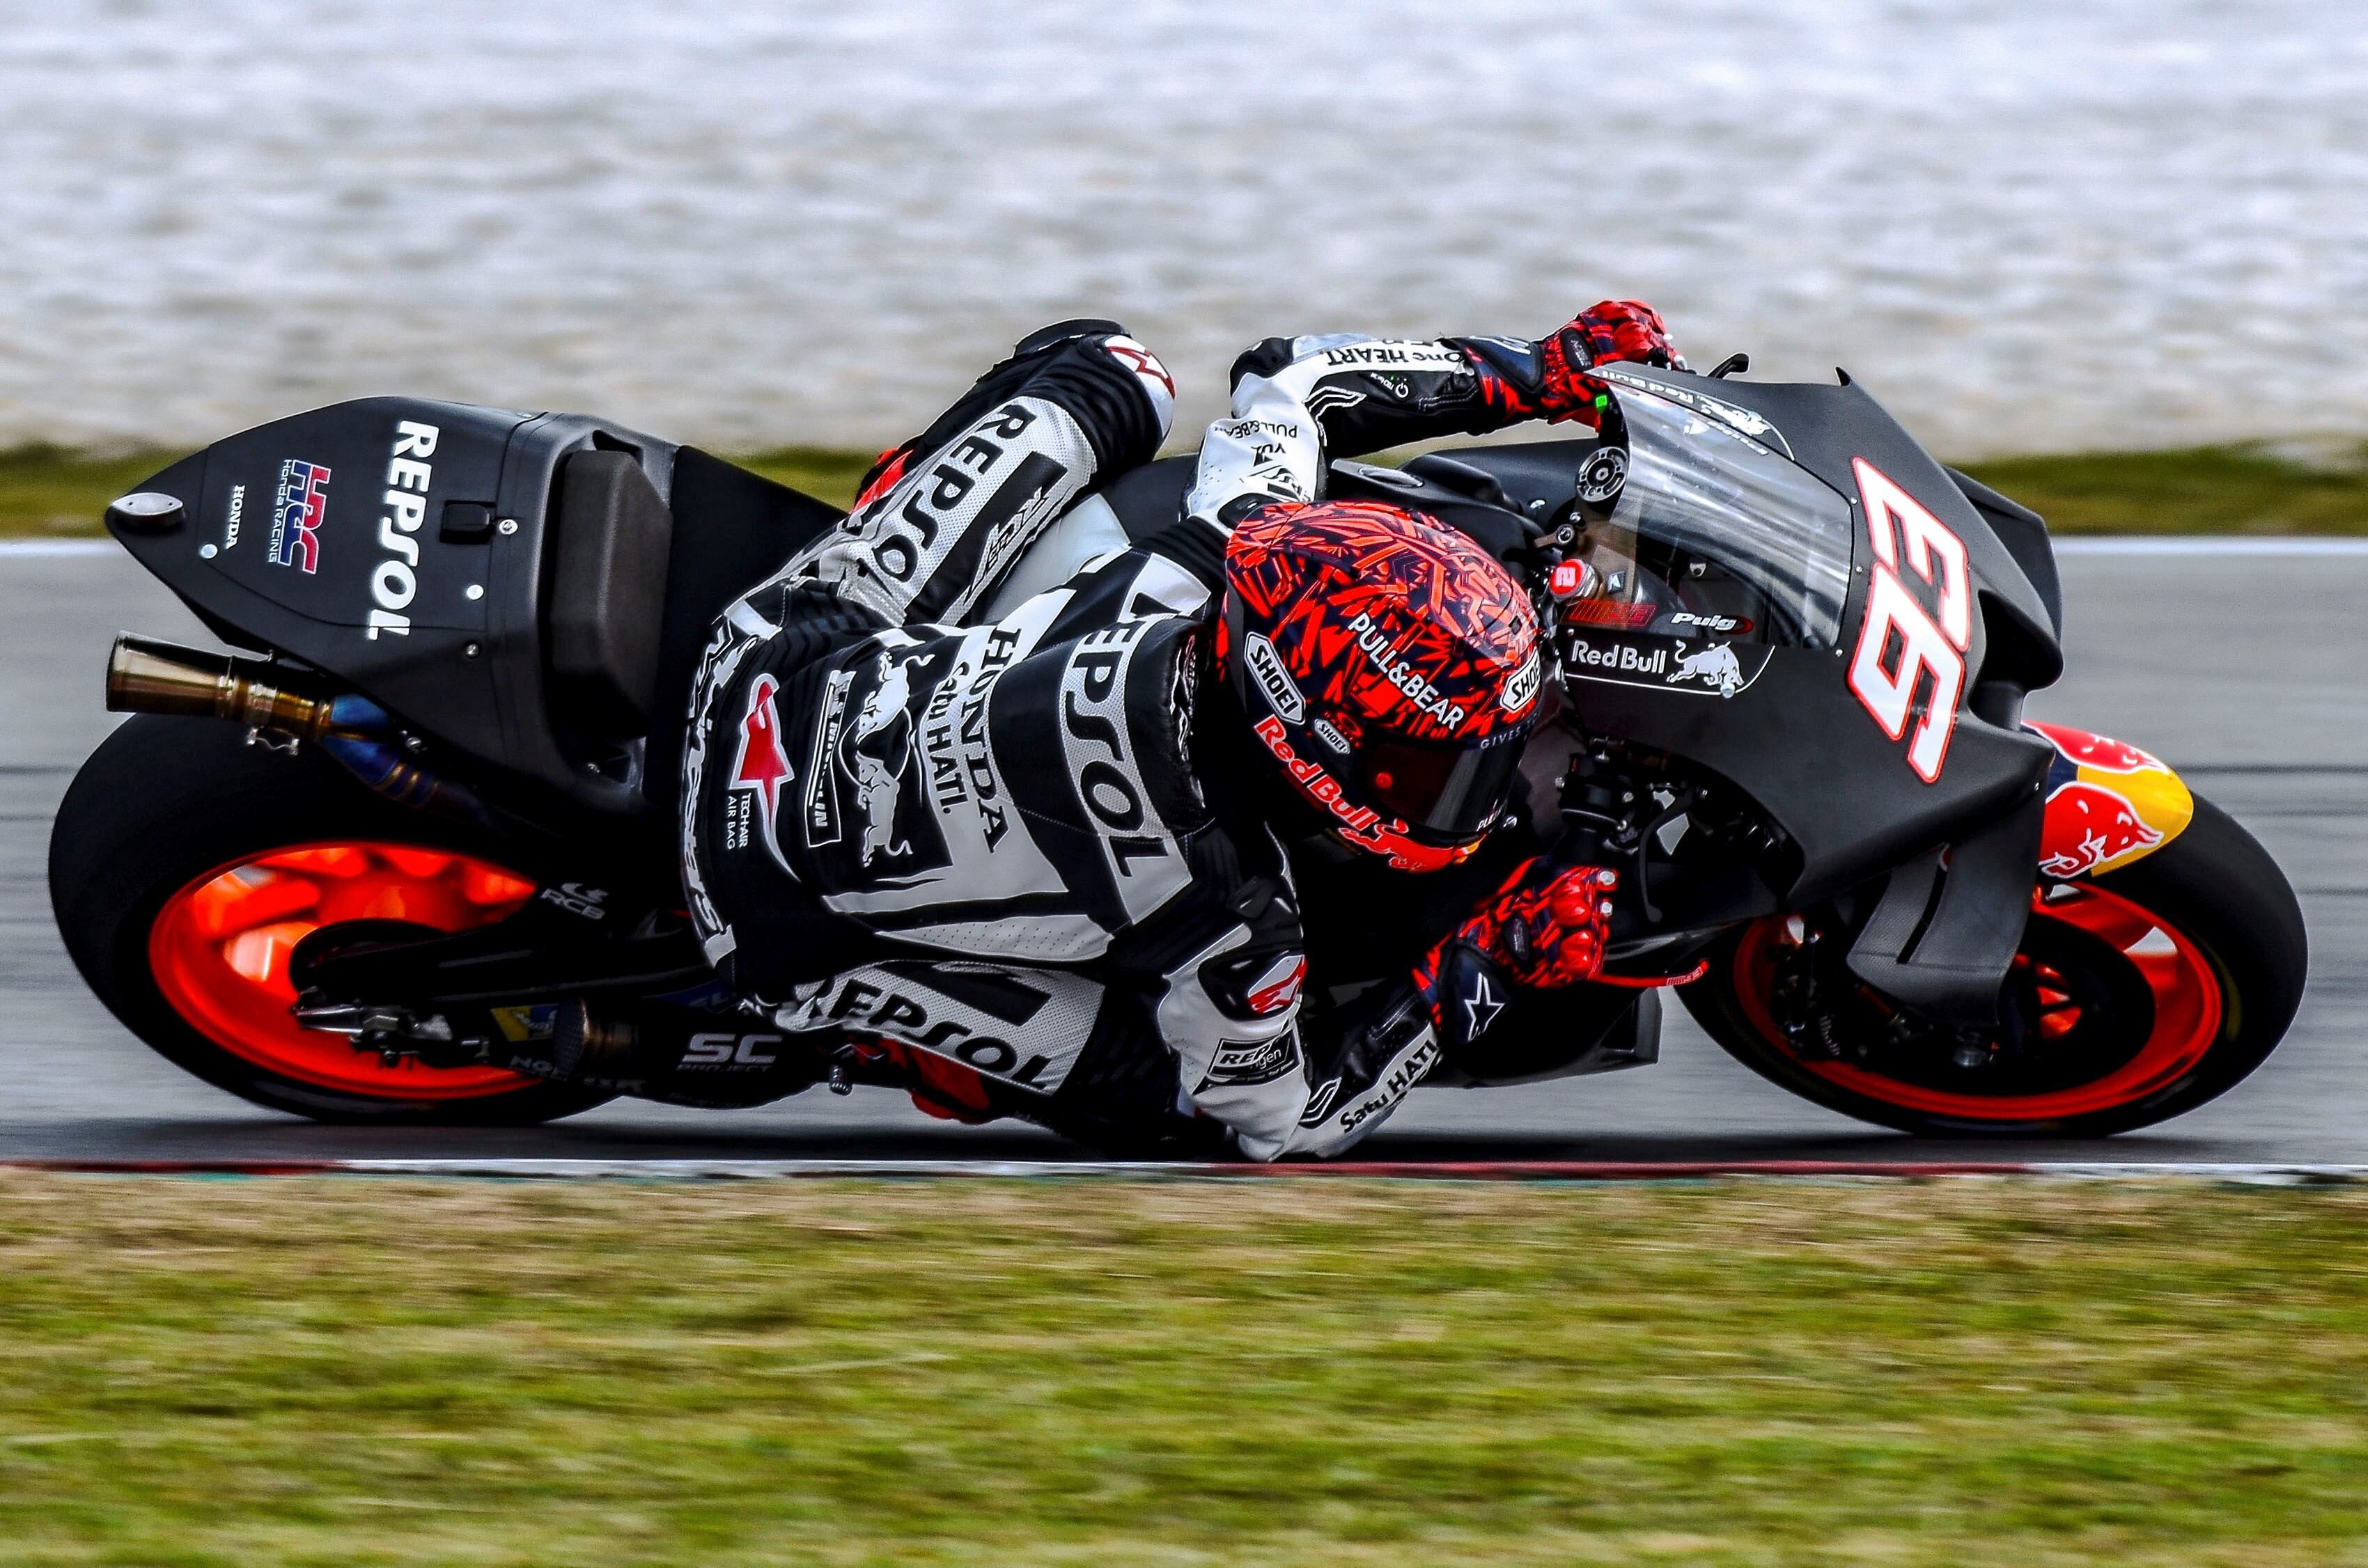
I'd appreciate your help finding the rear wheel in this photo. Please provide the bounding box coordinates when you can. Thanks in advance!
[51,716,616,1124]
[1683,794,2305,1137]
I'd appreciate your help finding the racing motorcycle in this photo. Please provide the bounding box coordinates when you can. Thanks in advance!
[50,356,2307,1140]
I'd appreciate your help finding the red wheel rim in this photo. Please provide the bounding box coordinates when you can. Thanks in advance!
[148,841,539,1099]
[1734,884,2225,1121]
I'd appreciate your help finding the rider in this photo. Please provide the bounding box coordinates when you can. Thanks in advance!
[669,301,1685,1157]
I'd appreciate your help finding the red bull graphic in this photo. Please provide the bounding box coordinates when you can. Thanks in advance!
[2027,721,2193,879]
[2039,781,2165,879]
[2027,720,2160,774]
[267,459,330,573]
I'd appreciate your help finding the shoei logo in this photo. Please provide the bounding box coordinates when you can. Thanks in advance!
[1498,649,1541,712]
[1242,631,1305,723]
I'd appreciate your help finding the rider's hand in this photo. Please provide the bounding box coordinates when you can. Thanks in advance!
[1412,856,1619,1050]
[1456,855,1619,988]
[1540,299,1685,426]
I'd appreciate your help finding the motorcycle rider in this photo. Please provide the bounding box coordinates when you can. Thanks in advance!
[669,301,1685,1157]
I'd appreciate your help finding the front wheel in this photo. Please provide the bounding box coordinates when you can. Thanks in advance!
[51,715,616,1125]
[1683,793,2306,1137]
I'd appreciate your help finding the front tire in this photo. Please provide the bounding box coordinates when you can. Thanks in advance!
[50,716,616,1125]
[1683,793,2306,1137]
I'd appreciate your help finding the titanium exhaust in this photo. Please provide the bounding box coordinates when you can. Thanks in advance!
[105,634,345,742]
[104,634,492,826]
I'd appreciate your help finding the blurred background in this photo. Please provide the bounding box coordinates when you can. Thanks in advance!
[3,0,2364,465]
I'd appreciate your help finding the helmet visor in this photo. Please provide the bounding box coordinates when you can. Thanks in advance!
[1356,726,1532,843]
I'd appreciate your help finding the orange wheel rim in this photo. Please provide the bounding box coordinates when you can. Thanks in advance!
[148,840,540,1099]
[1735,883,2225,1122]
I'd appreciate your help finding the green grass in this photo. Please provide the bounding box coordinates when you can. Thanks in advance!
[0,445,201,538]
[1,1174,2365,1565]
[0,444,883,538]
[735,446,879,511]
[9,440,2367,538]
[1958,445,2368,535]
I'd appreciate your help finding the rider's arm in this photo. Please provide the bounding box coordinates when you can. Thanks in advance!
[1124,859,1442,1160]
[1183,302,1681,531]
[1133,842,1623,1160]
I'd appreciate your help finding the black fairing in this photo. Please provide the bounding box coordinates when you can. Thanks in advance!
[1948,466,2063,639]
[1591,364,2062,693]
[107,397,839,822]
[1379,369,2064,908]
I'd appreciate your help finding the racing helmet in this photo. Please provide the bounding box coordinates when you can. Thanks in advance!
[1221,500,1542,872]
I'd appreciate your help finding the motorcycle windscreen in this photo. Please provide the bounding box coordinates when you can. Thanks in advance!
[1562,387,1855,650]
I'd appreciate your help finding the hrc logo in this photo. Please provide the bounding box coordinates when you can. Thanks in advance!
[268,459,331,573]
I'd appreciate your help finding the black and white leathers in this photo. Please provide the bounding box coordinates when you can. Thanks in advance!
[681,321,1562,1157]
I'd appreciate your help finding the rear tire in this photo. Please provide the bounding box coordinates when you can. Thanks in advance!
[1682,793,2306,1137]
[50,716,616,1125]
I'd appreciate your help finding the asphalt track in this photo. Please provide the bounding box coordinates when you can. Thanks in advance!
[4,542,2362,1166]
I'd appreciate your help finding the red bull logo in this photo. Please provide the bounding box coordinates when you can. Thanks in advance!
[2040,781,2165,879]
[2029,721,2193,878]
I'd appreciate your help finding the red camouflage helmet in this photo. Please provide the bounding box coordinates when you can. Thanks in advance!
[1221,499,1542,872]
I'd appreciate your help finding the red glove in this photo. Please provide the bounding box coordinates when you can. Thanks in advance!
[1539,299,1685,426]
[1458,856,1619,987]
[1412,857,1618,1050]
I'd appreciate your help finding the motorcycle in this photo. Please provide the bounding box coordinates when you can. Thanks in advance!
[50,356,2307,1141]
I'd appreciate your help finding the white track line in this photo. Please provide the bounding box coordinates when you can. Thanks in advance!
[2052,537,2368,556]
[0,540,117,557]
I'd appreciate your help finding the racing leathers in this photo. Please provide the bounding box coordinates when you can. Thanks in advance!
[679,308,1669,1157]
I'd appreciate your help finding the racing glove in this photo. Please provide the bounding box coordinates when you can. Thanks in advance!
[1538,299,1686,428]
[1411,856,1619,1053]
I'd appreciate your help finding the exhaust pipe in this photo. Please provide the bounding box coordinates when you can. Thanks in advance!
[105,634,343,742]
[104,634,493,828]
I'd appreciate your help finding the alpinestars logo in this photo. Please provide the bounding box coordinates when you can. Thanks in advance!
[1462,969,1504,1040]
[728,675,795,869]
[1243,953,1307,1017]
[1103,337,1175,398]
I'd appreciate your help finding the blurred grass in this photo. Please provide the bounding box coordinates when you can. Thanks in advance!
[8,440,2367,538]
[0,445,201,538]
[1,1173,2365,1566]
[0,444,883,537]
[1959,445,2368,535]
[735,445,878,510]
